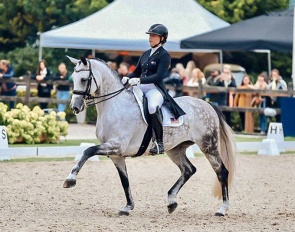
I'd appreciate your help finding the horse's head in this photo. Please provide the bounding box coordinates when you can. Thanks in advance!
[67,56,100,115]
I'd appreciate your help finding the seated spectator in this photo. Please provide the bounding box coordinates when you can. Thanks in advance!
[34,60,53,110]
[117,62,130,78]
[185,60,196,79]
[215,65,237,126]
[253,72,268,134]
[175,63,190,86]
[186,68,206,87]
[107,61,118,71]
[53,63,71,112]
[0,59,16,109]
[206,69,220,86]
[266,69,287,122]
[234,75,254,131]
[163,68,183,97]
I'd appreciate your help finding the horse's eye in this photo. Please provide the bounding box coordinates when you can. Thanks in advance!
[81,78,88,83]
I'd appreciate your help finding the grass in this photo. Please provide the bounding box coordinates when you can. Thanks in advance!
[9,139,99,147]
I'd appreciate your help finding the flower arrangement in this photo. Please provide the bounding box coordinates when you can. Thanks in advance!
[0,102,69,144]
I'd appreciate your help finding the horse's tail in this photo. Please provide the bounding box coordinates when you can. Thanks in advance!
[209,103,236,199]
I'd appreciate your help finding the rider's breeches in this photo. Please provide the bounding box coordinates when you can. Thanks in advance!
[143,88,164,114]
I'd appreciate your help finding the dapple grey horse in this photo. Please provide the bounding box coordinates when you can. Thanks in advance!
[63,56,236,216]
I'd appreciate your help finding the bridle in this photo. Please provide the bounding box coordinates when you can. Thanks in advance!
[72,60,128,108]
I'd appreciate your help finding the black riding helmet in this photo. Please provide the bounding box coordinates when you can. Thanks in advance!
[146,24,168,45]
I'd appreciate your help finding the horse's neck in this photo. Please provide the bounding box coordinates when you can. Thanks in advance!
[92,61,135,116]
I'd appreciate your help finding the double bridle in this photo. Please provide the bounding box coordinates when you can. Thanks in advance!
[72,60,128,107]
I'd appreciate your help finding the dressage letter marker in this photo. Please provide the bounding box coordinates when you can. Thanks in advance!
[0,126,10,161]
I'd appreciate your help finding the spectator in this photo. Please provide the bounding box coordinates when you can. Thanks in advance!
[117,62,130,78]
[53,63,71,112]
[163,68,183,97]
[186,68,206,87]
[266,69,287,122]
[234,75,254,131]
[175,63,190,86]
[253,73,268,134]
[34,60,53,110]
[0,59,16,109]
[206,69,220,104]
[185,60,196,79]
[107,61,118,71]
[215,65,237,126]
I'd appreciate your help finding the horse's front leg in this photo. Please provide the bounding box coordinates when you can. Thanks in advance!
[109,156,135,216]
[63,142,121,188]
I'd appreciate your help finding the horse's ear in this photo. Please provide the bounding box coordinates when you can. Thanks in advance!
[80,56,87,66]
[66,56,79,65]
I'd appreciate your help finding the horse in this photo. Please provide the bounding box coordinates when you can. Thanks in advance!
[63,56,236,216]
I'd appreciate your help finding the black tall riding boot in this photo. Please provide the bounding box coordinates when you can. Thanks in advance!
[149,112,165,154]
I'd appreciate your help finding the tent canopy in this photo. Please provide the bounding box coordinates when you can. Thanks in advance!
[181,9,293,52]
[40,0,229,52]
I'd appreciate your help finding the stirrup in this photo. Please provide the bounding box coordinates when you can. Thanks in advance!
[149,141,164,154]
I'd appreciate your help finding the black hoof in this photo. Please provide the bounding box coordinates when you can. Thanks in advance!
[118,210,129,216]
[63,179,76,188]
[167,202,178,214]
[214,212,225,217]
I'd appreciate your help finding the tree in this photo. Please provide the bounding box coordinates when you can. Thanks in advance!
[197,0,289,23]
[0,0,108,52]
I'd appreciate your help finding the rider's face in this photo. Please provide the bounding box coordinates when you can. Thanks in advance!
[149,34,161,47]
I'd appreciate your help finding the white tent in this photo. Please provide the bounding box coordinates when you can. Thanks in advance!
[40,0,229,56]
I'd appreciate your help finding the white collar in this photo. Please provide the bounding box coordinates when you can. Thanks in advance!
[150,45,161,56]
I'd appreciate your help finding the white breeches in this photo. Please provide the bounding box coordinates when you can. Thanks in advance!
[138,84,164,114]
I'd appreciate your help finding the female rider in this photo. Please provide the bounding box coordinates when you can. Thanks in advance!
[122,24,185,154]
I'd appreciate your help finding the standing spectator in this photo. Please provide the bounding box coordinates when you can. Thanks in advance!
[234,75,254,131]
[206,69,220,104]
[253,73,268,134]
[53,63,71,112]
[0,59,16,109]
[34,60,53,110]
[215,65,237,126]
[266,69,287,122]
[117,62,130,78]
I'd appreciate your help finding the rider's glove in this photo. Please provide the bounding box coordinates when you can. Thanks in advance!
[128,78,140,86]
[121,76,129,85]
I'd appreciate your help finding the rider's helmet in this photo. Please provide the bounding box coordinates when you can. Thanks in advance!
[146,24,168,44]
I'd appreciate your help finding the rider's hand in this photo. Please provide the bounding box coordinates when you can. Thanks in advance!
[121,76,129,85]
[128,78,140,86]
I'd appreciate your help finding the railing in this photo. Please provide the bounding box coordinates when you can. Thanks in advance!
[1,75,294,133]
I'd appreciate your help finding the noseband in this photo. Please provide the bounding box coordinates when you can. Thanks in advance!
[73,60,128,107]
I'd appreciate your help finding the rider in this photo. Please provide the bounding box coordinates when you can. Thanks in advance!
[122,24,186,154]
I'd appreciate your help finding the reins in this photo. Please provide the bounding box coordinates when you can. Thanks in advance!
[73,60,129,108]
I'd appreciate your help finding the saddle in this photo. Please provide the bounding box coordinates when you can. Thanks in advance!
[132,86,183,157]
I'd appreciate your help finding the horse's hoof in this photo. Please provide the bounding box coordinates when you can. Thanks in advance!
[118,210,129,216]
[167,202,178,214]
[214,212,225,217]
[63,179,76,188]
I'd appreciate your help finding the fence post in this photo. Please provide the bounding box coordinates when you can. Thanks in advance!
[24,72,31,106]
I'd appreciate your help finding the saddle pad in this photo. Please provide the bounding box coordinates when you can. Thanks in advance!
[132,86,183,127]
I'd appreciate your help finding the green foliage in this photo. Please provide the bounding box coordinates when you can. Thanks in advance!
[0,0,108,52]
[197,0,289,23]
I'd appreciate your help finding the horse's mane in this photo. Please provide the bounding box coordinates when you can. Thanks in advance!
[91,58,122,81]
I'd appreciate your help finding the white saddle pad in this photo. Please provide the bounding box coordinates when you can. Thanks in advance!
[132,86,183,127]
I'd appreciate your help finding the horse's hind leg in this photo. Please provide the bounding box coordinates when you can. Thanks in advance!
[166,142,196,214]
[109,156,134,216]
[201,133,229,216]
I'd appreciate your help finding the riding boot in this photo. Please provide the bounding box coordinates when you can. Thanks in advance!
[149,111,165,154]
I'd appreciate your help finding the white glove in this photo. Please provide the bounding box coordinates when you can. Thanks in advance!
[121,76,129,85]
[128,78,140,86]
